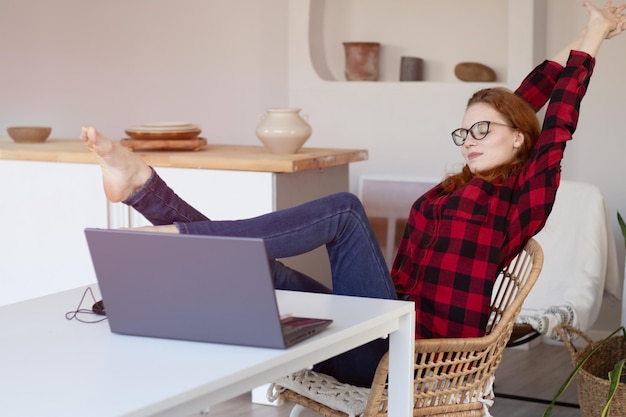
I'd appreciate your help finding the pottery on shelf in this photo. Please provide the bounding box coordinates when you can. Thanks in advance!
[343,42,380,81]
[255,108,312,155]
[6,126,52,143]
[400,56,424,81]
[454,62,497,82]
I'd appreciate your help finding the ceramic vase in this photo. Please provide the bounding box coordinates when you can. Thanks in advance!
[343,42,380,81]
[255,108,312,155]
[400,56,424,81]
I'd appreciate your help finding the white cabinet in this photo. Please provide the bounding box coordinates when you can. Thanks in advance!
[0,160,108,305]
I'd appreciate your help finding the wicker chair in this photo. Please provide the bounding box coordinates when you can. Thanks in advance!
[270,238,543,417]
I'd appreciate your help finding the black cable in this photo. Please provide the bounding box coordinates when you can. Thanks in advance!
[494,392,579,409]
[65,286,107,323]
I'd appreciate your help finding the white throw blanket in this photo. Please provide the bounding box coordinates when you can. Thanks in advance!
[516,303,576,340]
[517,181,620,336]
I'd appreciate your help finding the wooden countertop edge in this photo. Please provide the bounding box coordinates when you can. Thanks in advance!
[0,139,368,173]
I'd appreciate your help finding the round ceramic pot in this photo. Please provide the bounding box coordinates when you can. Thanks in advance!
[255,108,312,154]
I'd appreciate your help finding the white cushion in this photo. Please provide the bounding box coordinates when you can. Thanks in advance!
[267,370,370,417]
[518,180,619,338]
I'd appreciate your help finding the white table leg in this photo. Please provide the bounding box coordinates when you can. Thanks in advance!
[387,308,415,417]
[251,383,283,406]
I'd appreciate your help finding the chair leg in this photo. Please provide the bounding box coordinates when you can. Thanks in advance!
[289,404,308,417]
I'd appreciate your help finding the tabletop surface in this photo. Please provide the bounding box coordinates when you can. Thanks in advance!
[0,137,368,173]
[0,286,413,417]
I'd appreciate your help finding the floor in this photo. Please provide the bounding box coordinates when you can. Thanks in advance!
[210,342,581,417]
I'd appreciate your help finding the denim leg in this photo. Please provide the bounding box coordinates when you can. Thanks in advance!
[123,170,329,293]
[270,260,333,294]
[177,192,396,299]
[123,168,209,225]
[313,337,389,388]
[124,169,395,299]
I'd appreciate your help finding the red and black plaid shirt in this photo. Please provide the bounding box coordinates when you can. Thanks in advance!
[391,51,595,340]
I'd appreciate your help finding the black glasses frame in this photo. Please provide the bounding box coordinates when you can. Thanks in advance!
[451,120,513,146]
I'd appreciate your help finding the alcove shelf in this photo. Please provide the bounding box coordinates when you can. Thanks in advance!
[289,0,546,86]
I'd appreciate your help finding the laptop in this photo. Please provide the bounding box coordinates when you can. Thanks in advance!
[83,228,332,349]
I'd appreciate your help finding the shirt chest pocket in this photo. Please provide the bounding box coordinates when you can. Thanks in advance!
[442,194,490,225]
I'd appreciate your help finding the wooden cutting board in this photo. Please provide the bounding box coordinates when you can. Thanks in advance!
[120,137,207,151]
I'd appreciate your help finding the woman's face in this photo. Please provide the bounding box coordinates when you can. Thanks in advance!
[460,103,524,173]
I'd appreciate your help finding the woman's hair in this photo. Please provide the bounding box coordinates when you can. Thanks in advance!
[441,87,541,193]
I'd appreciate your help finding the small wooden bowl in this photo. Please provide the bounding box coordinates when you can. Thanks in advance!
[6,126,52,143]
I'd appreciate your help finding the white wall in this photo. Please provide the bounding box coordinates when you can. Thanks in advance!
[0,0,623,331]
[0,0,288,143]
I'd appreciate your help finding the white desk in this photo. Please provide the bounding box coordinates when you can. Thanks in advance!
[1,286,415,417]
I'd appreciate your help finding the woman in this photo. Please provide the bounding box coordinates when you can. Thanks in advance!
[82,2,625,387]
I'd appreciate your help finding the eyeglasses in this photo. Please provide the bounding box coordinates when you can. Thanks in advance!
[451,121,514,146]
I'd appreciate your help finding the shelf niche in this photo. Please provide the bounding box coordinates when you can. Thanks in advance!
[295,0,546,85]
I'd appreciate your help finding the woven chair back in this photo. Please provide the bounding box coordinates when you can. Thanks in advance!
[364,238,543,417]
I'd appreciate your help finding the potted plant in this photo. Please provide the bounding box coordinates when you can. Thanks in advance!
[544,325,625,417]
[543,212,626,417]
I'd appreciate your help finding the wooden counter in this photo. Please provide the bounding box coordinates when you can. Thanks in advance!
[0,137,368,173]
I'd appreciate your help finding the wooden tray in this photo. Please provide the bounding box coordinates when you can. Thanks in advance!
[124,129,201,140]
[120,137,207,151]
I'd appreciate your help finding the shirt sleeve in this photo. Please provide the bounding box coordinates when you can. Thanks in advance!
[515,60,564,112]
[510,50,595,249]
[540,51,594,148]
[528,50,595,176]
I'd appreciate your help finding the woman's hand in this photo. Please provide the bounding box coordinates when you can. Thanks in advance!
[574,1,626,57]
[583,1,626,39]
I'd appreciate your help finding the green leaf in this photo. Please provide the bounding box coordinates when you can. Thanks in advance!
[618,212,626,248]
[602,359,626,417]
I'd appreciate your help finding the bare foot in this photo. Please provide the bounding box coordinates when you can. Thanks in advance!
[80,126,152,202]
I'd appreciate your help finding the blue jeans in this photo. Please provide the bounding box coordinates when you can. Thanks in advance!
[125,169,397,386]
